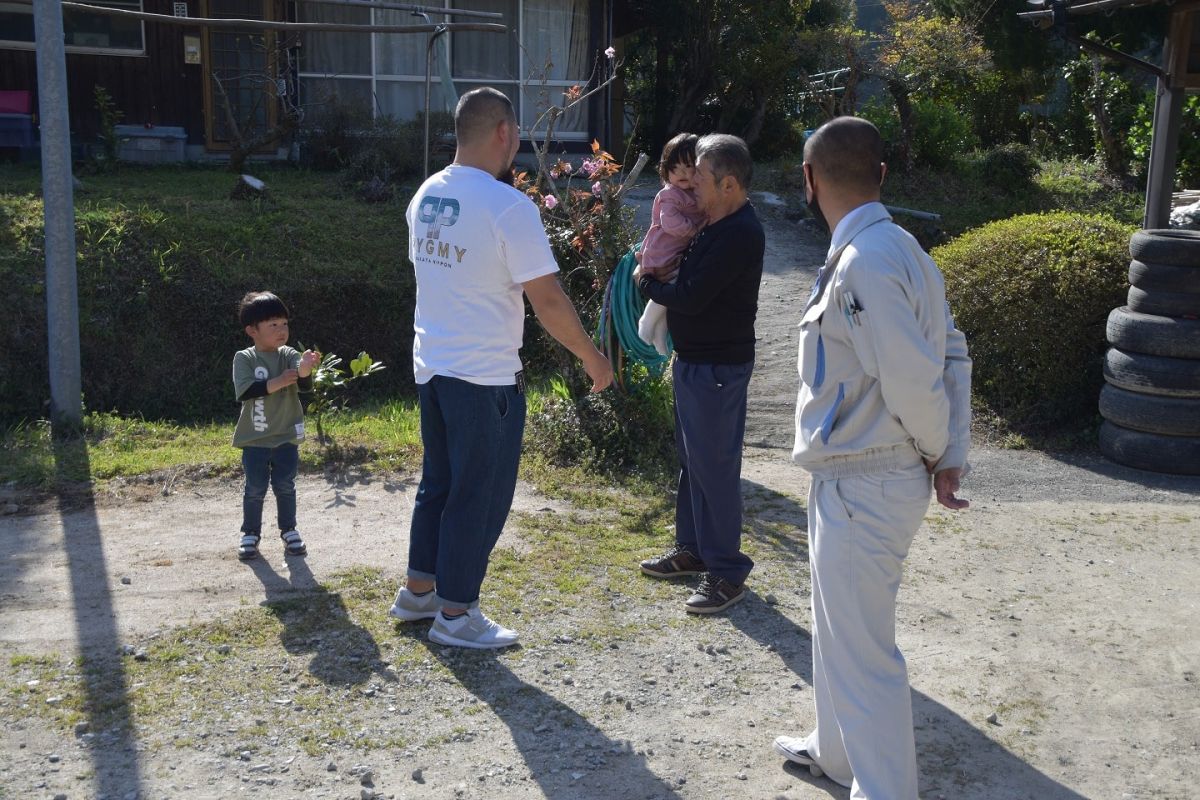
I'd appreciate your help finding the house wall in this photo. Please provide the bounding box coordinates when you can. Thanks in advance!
[0,0,614,153]
[0,0,207,147]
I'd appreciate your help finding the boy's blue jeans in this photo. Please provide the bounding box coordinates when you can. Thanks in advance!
[407,375,525,608]
[241,443,299,535]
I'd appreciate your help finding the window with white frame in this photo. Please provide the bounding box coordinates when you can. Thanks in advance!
[0,0,145,55]
[297,0,591,140]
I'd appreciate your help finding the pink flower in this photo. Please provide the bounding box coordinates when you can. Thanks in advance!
[605,46,616,59]
[544,194,559,209]
[563,163,573,174]
[580,158,598,178]
[591,181,602,197]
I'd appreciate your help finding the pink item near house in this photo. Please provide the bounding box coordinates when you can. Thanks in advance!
[0,91,33,114]
[639,184,707,275]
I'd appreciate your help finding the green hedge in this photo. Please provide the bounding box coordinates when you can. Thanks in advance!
[1,166,416,423]
[932,212,1136,430]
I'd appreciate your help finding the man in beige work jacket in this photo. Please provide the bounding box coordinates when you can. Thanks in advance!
[774,116,972,800]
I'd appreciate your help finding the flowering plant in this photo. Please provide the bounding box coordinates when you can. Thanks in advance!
[513,139,637,337]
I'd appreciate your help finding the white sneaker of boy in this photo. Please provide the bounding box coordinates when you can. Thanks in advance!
[387,587,440,622]
[428,608,519,649]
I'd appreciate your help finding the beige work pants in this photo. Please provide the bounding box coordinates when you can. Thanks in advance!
[805,462,931,800]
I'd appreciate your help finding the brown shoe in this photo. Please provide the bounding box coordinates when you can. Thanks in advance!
[685,573,745,614]
[640,545,706,578]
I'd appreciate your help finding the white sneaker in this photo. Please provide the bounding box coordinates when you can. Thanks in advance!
[388,587,440,621]
[773,735,824,777]
[428,608,519,649]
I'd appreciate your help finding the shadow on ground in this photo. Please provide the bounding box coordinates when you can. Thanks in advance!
[742,477,808,562]
[436,649,685,800]
[248,555,393,686]
[54,436,142,797]
[731,602,1088,800]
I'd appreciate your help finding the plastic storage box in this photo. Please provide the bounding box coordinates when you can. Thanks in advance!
[114,124,187,163]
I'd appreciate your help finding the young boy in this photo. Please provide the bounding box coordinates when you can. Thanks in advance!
[232,291,320,561]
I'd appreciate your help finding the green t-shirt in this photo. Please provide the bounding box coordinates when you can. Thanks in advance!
[232,345,307,448]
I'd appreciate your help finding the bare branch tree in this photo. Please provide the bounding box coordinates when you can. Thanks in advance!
[211,34,305,173]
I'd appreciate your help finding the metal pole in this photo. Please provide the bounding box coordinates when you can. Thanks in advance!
[33,0,82,432]
[423,21,449,178]
[1143,80,1184,229]
[1143,18,1185,230]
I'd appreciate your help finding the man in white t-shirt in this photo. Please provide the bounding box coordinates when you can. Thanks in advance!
[387,87,612,649]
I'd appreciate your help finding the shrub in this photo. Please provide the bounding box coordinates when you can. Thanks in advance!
[514,142,641,380]
[299,104,454,186]
[973,142,1039,194]
[342,112,454,193]
[1129,93,1200,189]
[860,98,980,170]
[527,368,676,478]
[298,102,372,171]
[932,212,1136,431]
[514,142,676,478]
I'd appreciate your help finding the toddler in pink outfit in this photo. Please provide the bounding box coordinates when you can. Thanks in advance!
[637,133,707,355]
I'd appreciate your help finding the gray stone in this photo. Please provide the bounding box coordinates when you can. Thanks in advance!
[120,576,132,585]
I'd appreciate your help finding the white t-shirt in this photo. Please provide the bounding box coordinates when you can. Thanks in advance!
[406,164,559,385]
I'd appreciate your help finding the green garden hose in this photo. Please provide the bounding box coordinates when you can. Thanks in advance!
[597,248,671,389]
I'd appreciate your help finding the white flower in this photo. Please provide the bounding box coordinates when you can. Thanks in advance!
[605,46,616,59]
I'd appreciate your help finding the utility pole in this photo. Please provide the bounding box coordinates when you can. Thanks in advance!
[33,0,82,432]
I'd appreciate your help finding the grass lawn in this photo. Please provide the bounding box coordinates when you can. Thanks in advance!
[1,162,419,422]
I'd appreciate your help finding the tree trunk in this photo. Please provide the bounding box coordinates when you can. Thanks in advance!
[743,95,769,146]
[886,78,915,171]
[654,24,671,154]
[1089,57,1126,176]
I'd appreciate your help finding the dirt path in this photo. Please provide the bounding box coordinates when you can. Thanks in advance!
[2,188,1199,800]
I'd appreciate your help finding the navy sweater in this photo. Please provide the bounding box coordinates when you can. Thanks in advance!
[638,201,765,364]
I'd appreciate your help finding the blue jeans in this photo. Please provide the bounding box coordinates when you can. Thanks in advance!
[672,359,755,585]
[241,443,299,535]
[408,376,526,607]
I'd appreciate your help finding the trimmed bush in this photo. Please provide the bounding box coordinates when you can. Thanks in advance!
[931,212,1136,430]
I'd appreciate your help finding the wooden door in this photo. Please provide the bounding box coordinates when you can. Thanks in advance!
[201,0,279,150]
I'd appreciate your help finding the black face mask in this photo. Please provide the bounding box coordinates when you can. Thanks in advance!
[807,186,830,235]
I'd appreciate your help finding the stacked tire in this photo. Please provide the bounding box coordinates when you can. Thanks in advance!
[1099,229,1200,474]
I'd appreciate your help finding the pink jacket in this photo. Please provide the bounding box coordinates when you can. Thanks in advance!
[639,184,707,275]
